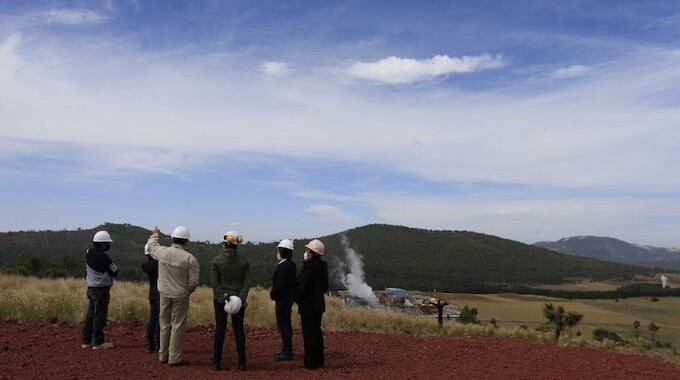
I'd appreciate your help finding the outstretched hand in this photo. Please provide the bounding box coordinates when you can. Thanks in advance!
[152,226,160,234]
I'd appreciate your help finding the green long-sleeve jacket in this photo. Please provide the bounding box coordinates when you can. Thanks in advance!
[211,246,250,303]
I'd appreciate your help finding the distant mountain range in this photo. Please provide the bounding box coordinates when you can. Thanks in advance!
[534,236,680,270]
[0,223,663,292]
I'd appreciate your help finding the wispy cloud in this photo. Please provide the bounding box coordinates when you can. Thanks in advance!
[550,64,592,79]
[346,54,504,84]
[307,204,353,221]
[261,61,290,77]
[365,192,680,246]
[38,8,110,26]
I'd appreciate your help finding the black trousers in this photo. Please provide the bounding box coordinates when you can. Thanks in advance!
[275,300,294,356]
[146,297,160,352]
[82,286,111,346]
[300,312,324,369]
[213,300,246,366]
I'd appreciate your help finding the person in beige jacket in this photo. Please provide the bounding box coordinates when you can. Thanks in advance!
[147,226,199,367]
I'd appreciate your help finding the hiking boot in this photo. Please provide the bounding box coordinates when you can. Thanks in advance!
[92,342,114,350]
[274,353,293,361]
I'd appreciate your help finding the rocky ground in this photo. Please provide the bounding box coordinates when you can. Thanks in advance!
[1,320,679,379]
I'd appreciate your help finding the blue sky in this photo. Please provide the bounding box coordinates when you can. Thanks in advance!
[1,1,679,246]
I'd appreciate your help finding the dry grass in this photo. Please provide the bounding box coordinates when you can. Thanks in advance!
[0,275,533,339]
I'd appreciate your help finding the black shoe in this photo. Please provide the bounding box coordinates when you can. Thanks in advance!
[169,360,189,367]
[159,359,168,364]
[274,353,293,361]
[213,363,221,371]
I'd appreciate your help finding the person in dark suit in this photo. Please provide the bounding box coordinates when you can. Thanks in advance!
[270,239,297,361]
[295,239,329,369]
[141,243,160,353]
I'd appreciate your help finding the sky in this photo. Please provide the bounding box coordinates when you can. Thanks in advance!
[1,0,679,247]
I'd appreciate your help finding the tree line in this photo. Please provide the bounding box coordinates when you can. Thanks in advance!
[0,223,664,294]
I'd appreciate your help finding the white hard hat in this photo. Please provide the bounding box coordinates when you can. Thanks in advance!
[171,226,191,240]
[223,295,243,315]
[144,243,150,255]
[278,239,294,250]
[223,230,243,245]
[93,231,113,243]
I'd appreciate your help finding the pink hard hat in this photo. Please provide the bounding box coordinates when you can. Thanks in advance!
[305,239,325,255]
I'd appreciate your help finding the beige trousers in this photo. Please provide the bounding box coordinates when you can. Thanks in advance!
[159,295,190,364]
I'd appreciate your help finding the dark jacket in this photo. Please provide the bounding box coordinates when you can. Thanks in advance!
[141,255,159,300]
[85,247,118,288]
[270,259,297,303]
[211,246,251,303]
[295,256,328,314]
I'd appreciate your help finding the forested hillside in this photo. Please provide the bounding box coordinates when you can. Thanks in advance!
[0,223,657,292]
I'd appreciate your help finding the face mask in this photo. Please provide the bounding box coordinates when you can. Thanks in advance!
[303,251,309,261]
[276,253,282,262]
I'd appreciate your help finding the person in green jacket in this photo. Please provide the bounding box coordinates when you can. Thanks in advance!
[211,230,250,371]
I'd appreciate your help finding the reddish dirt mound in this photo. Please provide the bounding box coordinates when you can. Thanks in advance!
[1,320,678,379]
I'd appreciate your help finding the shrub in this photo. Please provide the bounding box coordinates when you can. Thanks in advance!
[593,328,622,343]
[457,306,479,324]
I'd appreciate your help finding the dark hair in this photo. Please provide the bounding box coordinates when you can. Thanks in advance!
[277,247,292,260]
[173,237,189,245]
[93,242,111,251]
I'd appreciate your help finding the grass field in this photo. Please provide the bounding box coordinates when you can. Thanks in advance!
[440,292,680,345]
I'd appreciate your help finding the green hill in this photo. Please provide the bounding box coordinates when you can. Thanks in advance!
[0,223,656,292]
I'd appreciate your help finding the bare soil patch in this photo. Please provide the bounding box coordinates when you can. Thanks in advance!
[1,320,678,379]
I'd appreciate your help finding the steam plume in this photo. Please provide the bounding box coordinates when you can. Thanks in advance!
[661,275,669,288]
[334,235,379,306]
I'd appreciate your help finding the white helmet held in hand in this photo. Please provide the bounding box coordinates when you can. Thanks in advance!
[171,226,191,240]
[277,239,294,250]
[224,295,243,315]
[93,231,113,243]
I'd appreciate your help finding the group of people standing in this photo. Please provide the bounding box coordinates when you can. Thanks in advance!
[81,227,329,371]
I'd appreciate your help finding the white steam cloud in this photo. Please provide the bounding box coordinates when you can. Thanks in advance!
[334,235,379,306]
[661,275,669,288]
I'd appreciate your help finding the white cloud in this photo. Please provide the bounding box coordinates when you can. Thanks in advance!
[260,61,289,77]
[346,54,504,84]
[307,204,353,220]
[39,9,110,26]
[550,64,592,79]
[0,33,22,77]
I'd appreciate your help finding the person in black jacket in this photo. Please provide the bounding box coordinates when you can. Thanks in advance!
[141,244,160,353]
[270,239,297,361]
[82,230,118,350]
[295,239,329,369]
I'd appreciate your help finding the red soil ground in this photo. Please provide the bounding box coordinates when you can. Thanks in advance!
[1,320,678,380]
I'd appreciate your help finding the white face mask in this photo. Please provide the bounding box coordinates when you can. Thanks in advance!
[303,251,309,261]
[276,253,282,262]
